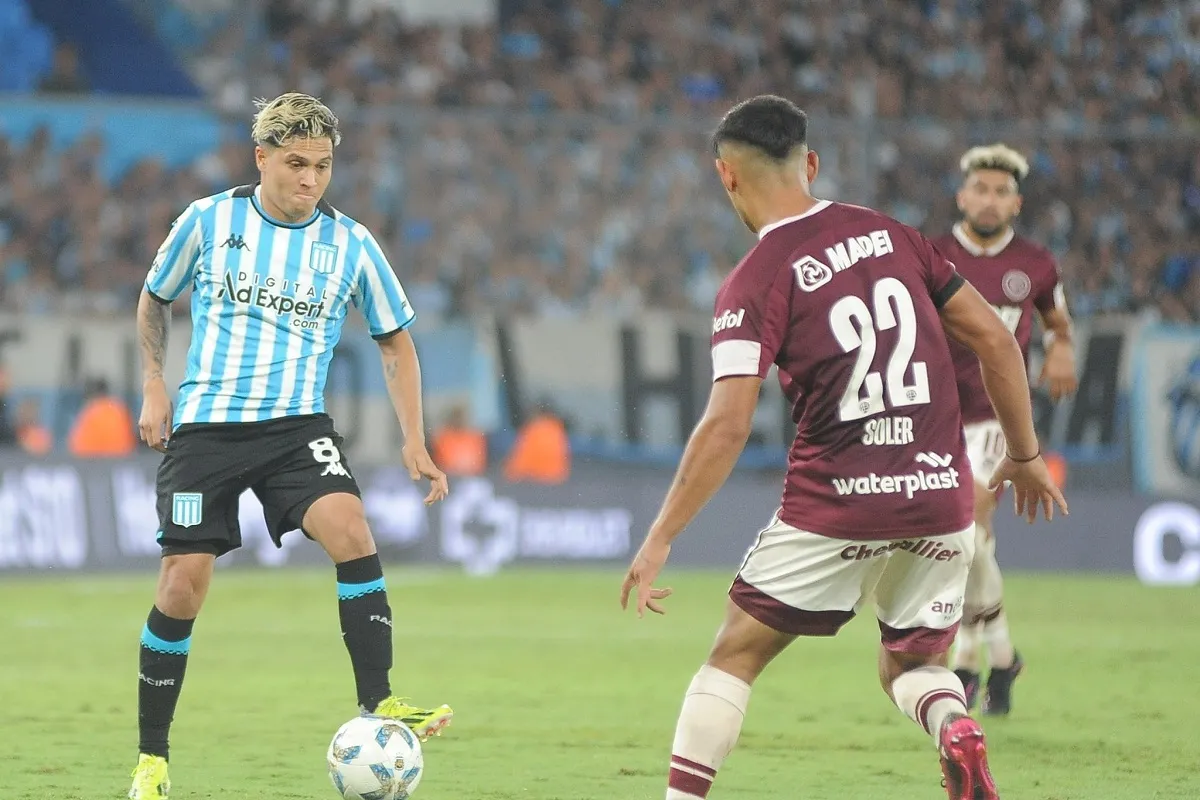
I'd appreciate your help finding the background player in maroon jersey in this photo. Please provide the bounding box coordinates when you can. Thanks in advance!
[934,144,1079,718]
[619,96,1067,800]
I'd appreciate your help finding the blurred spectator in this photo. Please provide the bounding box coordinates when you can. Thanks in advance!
[1158,247,1200,322]
[504,402,570,484]
[431,403,488,476]
[0,367,17,448]
[67,378,137,458]
[3,0,1200,319]
[15,398,53,456]
[1044,450,1069,489]
[37,42,89,94]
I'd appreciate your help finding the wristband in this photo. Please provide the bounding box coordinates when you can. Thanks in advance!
[1007,449,1040,464]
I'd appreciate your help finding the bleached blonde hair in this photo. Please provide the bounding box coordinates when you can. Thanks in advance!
[251,93,341,148]
[960,143,1030,184]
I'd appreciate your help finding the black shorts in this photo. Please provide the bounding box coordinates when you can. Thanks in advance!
[155,414,360,557]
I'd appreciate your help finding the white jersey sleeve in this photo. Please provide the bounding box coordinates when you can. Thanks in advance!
[146,203,204,302]
[352,230,416,339]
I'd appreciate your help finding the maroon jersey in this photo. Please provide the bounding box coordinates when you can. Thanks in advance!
[711,201,973,541]
[932,225,1063,425]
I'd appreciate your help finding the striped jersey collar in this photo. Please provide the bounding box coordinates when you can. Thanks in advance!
[244,183,324,229]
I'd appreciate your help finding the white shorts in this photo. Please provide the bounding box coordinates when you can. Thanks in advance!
[964,420,1006,488]
[730,516,976,655]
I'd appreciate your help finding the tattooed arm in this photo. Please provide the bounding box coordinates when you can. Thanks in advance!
[137,290,173,452]
[377,329,425,447]
[138,290,171,383]
[377,330,448,503]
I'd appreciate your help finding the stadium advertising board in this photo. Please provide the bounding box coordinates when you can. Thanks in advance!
[0,455,1189,584]
[2,313,1126,467]
[1130,324,1200,498]
[0,313,496,466]
[1131,501,1200,586]
[0,458,636,574]
[492,314,1127,462]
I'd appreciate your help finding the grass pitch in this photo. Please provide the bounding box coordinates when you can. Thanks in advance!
[1,568,1196,799]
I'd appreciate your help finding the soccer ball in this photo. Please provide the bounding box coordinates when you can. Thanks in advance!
[327,715,424,800]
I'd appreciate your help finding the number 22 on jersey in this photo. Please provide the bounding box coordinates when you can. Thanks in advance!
[826,277,931,422]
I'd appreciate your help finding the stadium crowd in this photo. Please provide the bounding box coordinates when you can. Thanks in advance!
[2,0,1199,320]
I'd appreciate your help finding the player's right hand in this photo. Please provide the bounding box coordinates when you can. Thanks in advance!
[138,377,173,453]
[988,455,1069,524]
[402,441,450,505]
[620,535,674,618]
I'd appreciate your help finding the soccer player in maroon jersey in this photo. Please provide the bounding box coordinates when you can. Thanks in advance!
[934,144,1078,718]
[620,96,1067,800]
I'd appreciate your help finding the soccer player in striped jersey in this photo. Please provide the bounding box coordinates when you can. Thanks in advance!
[128,93,452,800]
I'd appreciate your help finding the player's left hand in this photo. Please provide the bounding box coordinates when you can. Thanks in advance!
[1039,341,1077,401]
[989,454,1069,524]
[620,535,674,618]
[402,442,449,505]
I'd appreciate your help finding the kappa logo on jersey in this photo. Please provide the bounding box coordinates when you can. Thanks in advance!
[792,255,833,292]
[1002,269,1032,302]
[713,308,746,333]
[220,233,250,251]
[218,271,329,327]
[309,241,340,275]
[172,492,203,527]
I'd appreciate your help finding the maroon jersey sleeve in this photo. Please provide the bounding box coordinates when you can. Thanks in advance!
[1032,251,1065,316]
[710,250,790,381]
[905,229,966,309]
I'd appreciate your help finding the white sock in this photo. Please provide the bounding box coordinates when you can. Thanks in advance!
[950,622,982,671]
[666,665,751,799]
[891,666,968,746]
[983,611,1015,668]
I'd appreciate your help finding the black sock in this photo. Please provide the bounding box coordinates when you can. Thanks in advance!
[336,554,393,711]
[138,606,195,760]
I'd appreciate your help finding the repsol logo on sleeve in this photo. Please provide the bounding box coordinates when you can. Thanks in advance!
[713,308,746,334]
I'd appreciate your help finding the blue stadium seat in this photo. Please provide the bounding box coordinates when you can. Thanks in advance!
[23,23,53,74]
[0,0,30,31]
[0,0,54,91]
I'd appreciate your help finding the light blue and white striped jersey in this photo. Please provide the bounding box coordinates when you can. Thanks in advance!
[146,184,415,428]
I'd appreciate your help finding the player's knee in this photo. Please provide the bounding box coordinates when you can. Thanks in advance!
[322,510,376,561]
[878,647,948,694]
[705,647,767,686]
[156,557,212,617]
[304,494,377,561]
[706,626,780,685]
